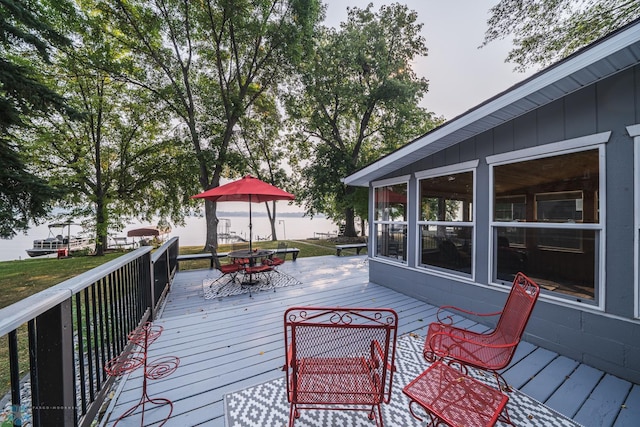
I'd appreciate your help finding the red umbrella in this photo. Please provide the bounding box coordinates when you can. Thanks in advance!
[191,175,295,250]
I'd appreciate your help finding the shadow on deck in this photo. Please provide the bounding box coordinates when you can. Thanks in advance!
[99,256,639,427]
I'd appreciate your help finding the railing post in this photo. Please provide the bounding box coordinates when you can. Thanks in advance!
[149,253,156,321]
[165,250,171,292]
[9,330,21,427]
[31,298,76,426]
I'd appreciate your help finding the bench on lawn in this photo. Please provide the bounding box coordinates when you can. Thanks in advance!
[335,243,367,256]
[177,247,300,269]
[273,247,300,261]
[176,252,228,270]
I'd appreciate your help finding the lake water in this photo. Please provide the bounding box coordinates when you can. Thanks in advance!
[0,211,339,262]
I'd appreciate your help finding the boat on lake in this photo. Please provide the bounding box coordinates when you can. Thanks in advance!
[125,225,171,247]
[26,222,93,257]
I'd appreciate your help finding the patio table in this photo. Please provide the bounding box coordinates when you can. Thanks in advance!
[228,249,274,285]
[228,249,274,265]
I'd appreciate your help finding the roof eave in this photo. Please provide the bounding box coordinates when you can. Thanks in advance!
[344,20,640,187]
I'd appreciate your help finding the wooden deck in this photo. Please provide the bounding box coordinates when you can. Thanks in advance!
[100,255,639,427]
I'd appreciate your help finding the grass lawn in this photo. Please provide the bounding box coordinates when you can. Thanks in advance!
[0,252,125,397]
[176,239,342,270]
[0,252,125,310]
[0,239,353,310]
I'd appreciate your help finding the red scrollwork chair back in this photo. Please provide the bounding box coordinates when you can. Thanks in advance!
[284,307,398,427]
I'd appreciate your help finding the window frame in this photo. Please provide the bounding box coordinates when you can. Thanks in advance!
[414,160,479,279]
[487,131,609,309]
[372,175,410,264]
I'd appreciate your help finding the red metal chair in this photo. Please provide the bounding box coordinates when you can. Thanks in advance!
[208,249,244,294]
[423,272,540,391]
[231,242,251,265]
[266,242,288,268]
[243,261,273,286]
[284,307,398,427]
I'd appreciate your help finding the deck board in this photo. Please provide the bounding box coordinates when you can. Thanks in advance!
[615,384,640,426]
[99,255,638,427]
[504,347,559,389]
[520,355,580,402]
[574,374,633,427]
[545,363,604,417]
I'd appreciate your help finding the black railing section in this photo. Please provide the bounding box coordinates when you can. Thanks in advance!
[0,237,179,427]
[151,237,179,314]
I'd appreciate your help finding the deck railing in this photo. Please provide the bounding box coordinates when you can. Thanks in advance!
[0,237,179,427]
[151,237,179,314]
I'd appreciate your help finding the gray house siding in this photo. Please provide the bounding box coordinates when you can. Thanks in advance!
[368,65,640,384]
[474,133,493,284]
[602,68,637,320]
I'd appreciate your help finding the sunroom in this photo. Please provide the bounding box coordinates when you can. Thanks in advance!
[345,18,640,384]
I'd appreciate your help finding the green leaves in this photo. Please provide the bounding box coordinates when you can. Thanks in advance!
[0,0,79,237]
[482,0,640,71]
[285,3,439,231]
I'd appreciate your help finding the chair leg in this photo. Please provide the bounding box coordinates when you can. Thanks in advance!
[289,403,299,427]
[493,370,511,392]
[445,359,470,377]
[264,271,273,288]
[212,274,238,296]
[444,359,510,392]
[497,405,514,426]
[368,403,384,427]
[259,271,273,291]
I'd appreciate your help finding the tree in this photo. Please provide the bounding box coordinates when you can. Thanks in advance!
[285,3,441,237]
[235,92,292,241]
[483,0,640,71]
[24,9,192,255]
[0,0,76,238]
[94,0,322,250]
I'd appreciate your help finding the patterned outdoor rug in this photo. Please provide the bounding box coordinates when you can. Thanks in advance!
[224,335,582,427]
[203,271,302,299]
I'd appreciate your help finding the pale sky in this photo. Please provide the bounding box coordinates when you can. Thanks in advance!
[323,0,536,119]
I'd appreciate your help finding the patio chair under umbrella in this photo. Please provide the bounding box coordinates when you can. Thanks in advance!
[191,175,295,251]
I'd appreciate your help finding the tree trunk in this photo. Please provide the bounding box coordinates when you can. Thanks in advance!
[343,207,357,237]
[342,184,358,237]
[266,201,278,241]
[95,197,106,256]
[204,200,219,251]
[360,217,366,237]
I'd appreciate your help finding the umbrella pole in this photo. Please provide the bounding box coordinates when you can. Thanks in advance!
[249,195,253,252]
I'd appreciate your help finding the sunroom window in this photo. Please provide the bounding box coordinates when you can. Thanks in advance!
[491,147,602,302]
[417,167,475,276]
[373,183,407,261]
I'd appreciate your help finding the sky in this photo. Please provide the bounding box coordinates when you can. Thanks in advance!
[323,0,537,120]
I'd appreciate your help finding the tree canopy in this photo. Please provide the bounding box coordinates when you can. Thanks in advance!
[27,60,189,254]
[2,0,443,246]
[235,91,292,240]
[94,0,323,249]
[286,3,441,236]
[0,0,76,238]
[483,0,640,71]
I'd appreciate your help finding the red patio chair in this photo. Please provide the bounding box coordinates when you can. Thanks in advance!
[284,307,398,427]
[423,272,540,391]
[265,241,287,268]
[231,242,251,265]
[243,261,273,286]
[208,249,244,294]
